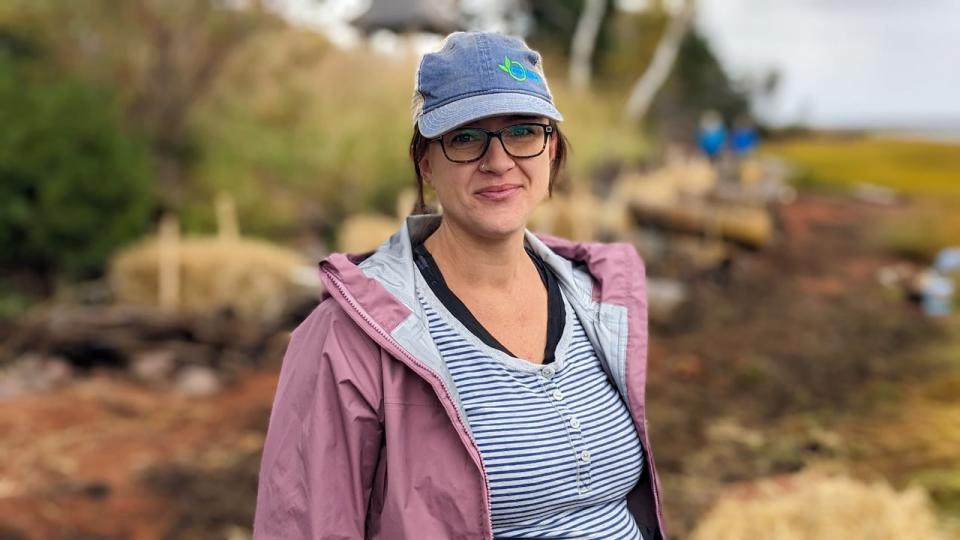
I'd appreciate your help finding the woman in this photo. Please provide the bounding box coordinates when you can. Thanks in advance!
[254,31,666,540]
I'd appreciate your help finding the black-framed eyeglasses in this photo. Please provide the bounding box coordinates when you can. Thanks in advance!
[435,123,554,163]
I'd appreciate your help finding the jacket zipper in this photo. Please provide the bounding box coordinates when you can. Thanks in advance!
[320,266,495,540]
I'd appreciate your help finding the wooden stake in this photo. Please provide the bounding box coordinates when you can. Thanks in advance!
[216,191,239,242]
[158,213,180,311]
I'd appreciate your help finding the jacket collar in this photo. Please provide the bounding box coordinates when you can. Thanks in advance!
[320,214,644,323]
[317,213,648,417]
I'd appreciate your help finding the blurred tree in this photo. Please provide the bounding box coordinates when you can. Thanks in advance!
[0,26,38,59]
[3,0,275,210]
[624,0,695,122]
[648,25,751,143]
[525,0,617,78]
[0,41,152,283]
[3,0,418,242]
[188,30,413,239]
[598,6,668,90]
[568,0,607,92]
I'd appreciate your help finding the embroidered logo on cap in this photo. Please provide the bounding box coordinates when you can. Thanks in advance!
[498,56,542,83]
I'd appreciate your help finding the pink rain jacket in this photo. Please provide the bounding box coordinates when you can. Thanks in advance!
[254,215,667,539]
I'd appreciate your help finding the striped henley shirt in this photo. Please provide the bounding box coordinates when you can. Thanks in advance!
[413,241,646,539]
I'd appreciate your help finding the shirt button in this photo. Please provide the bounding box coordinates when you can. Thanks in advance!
[552,389,564,401]
[580,450,591,463]
[540,366,555,379]
[570,417,581,429]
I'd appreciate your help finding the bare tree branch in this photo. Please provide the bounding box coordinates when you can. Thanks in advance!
[568,0,607,93]
[624,0,695,123]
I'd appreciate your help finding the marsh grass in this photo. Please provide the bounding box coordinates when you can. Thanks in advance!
[765,136,960,201]
[766,136,960,262]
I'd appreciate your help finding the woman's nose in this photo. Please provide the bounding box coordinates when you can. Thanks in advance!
[479,136,516,174]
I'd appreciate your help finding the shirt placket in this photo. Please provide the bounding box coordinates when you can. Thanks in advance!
[537,364,592,495]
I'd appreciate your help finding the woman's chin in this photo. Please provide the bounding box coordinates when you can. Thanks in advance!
[443,211,524,241]
[475,215,532,240]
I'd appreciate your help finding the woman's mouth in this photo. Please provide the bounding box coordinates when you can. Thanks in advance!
[475,184,521,201]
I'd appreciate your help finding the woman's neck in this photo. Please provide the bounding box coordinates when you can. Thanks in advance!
[423,218,531,292]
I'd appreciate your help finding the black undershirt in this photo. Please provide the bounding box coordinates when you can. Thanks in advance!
[413,241,565,364]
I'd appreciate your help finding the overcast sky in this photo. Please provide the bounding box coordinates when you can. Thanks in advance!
[695,0,960,130]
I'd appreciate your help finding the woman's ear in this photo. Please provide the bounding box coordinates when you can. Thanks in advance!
[419,153,433,186]
[548,129,558,161]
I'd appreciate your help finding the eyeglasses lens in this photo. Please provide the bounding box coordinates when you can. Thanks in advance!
[441,124,547,162]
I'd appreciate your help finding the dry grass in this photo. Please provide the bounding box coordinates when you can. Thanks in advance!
[108,236,310,322]
[691,471,948,540]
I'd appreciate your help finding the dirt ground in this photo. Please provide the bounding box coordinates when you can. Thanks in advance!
[0,371,275,540]
[0,193,957,539]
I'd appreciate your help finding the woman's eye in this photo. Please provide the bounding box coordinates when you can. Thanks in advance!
[450,131,481,145]
[508,126,535,137]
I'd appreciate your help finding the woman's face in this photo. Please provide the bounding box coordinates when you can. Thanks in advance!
[419,114,557,241]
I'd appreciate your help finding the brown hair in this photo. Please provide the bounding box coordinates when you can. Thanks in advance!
[408,120,570,215]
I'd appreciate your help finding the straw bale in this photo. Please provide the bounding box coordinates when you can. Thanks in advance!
[614,157,718,210]
[741,158,765,186]
[691,472,947,540]
[716,205,774,247]
[108,236,310,322]
[338,213,399,253]
[663,157,717,197]
[615,171,679,210]
[531,188,630,242]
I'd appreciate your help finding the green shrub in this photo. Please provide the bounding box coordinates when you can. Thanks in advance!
[0,56,153,278]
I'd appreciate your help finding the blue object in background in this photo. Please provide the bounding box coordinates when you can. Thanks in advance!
[731,125,759,155]
[934,247,960,274]
[698,128,727,158]
[922,273,955,316]
[924,246,960,317]
[698,111,727,159]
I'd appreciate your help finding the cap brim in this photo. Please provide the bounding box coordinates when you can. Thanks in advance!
[417,92,563,138]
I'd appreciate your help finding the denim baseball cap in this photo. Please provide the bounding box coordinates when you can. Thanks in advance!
[412,32,563,138]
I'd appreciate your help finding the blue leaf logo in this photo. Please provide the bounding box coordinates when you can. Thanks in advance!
[498,55,541,83]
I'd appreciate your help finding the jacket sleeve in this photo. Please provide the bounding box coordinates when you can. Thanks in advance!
[254,298,384,540]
